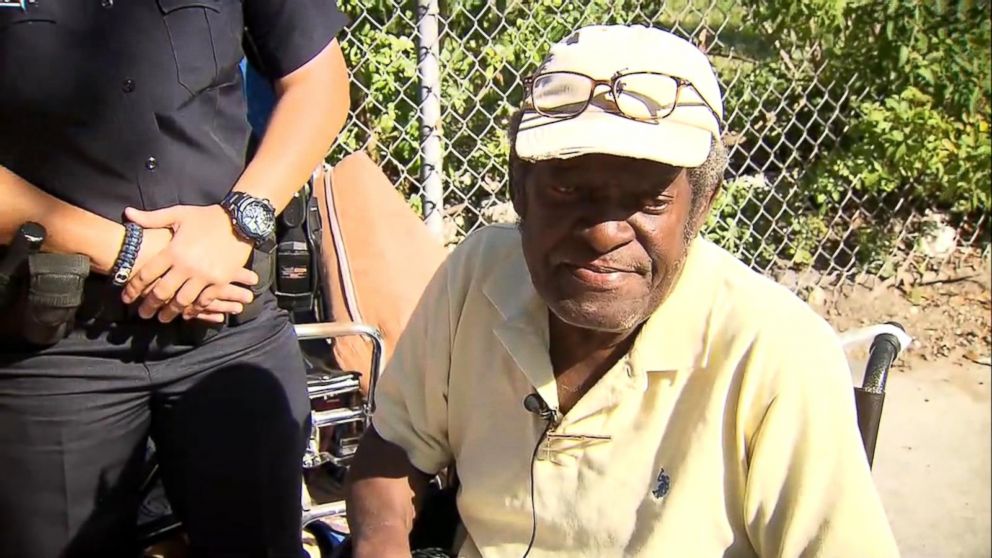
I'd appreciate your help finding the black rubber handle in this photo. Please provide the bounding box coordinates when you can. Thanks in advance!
[855,321,905,468]
[0,222,47,308]
[0,221,46,276]
[861,322,905,394]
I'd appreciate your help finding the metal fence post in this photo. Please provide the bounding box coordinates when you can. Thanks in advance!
[416,0,444,239]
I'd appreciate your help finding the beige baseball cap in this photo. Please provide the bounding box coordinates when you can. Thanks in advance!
[515,24,724,168]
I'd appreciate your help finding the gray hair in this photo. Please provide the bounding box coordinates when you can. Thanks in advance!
[686,137,728,223]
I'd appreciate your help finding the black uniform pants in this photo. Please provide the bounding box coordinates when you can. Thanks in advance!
[0,293,310,558]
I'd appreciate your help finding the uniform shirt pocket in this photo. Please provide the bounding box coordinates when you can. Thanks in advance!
[0,4,58,107]
[0,4,56,31]
[156,0,222,94]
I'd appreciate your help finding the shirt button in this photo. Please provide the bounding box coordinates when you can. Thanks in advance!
[101,0,113,8]
[121,79,136,93]
[144,157,158,171]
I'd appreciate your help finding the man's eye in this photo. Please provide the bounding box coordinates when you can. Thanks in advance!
[549,183,578,196]
[643,197,672,212]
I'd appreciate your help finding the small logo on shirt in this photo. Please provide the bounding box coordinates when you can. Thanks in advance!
[651,468,671,500]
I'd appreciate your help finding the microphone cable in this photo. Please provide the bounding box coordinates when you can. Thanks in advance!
[522,420,553,558]
[521,393,558,558]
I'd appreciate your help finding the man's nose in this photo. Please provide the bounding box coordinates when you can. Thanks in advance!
[575,215,635,255]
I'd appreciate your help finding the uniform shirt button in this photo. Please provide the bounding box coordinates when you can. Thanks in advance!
[122,79,136,93]
[144,157,158,171]
[101,0,113,8]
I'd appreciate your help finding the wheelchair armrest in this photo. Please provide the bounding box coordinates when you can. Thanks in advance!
[294,321,385,421]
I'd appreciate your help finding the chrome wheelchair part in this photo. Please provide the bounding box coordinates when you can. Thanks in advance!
[312,407,365,428]
[302,501,348,527]
[294,321,384,527]
[294,321,385,419]
[308,373,362,399]
[303,451,335,470]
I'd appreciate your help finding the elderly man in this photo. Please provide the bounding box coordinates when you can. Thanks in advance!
[346,25,898,557]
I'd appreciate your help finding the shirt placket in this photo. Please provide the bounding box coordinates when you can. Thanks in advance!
[107,1,177,211]
[538,355,635,466]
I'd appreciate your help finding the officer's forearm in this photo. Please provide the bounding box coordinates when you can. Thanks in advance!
[346,427,432,558]
[0,165,124,274]
[233,38,350,212]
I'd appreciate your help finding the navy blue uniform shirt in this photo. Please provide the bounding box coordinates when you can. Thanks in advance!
[0,0,346,221]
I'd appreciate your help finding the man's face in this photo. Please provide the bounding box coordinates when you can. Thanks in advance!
[517,153,697,333]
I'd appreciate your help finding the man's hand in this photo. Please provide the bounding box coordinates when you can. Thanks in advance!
[122,204,257,323]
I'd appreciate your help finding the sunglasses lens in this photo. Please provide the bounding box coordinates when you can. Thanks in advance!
[531,73,594,117]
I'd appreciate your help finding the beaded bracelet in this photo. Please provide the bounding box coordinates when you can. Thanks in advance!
[110,222,143,287]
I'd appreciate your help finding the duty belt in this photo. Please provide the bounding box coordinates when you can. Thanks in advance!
[0,243,275,347]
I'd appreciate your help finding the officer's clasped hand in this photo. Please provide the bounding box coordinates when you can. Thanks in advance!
[120,204,258,324]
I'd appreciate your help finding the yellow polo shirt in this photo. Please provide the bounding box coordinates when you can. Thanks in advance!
[372,224,899,557]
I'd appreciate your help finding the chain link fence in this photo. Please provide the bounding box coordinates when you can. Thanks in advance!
[333,0,990,292]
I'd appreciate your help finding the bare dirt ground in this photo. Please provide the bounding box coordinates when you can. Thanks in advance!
[813,251,991,558]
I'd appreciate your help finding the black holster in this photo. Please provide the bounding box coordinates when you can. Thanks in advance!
[229,244,276,326]
[273,184,322,315]
[2,253,89,346]
[0,268,18,309]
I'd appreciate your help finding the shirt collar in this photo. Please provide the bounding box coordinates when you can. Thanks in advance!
[629,237,717,374]
[482,244,557,406]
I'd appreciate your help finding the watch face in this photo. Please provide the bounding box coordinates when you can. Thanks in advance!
[240,200,275,239]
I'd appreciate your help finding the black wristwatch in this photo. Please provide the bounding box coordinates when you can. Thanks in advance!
[220,192,276,252]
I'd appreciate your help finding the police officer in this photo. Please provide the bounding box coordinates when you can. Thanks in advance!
[0,1,350,557]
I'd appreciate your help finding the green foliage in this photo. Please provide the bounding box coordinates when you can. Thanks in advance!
[809,88,992,215]
[724,0,991,268]
[835,0,991,114]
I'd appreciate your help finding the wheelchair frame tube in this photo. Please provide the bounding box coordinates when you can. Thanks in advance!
[302,500,348,527]
[293,321,385,424]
